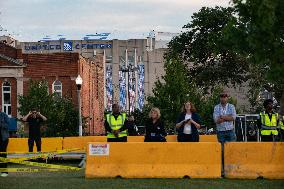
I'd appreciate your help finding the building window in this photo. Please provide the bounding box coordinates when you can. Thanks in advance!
[52,80,62,97]
[2,81,11,116]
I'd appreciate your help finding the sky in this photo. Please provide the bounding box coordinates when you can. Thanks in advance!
[0,0,229,42]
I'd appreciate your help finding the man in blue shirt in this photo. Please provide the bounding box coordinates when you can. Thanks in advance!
[213,91,236,177]
[213,91,237,143]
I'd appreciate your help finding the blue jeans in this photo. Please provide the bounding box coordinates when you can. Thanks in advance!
[217,130,236,143]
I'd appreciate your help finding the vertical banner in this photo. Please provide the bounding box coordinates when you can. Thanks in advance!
[137,64,145,111]
[105,65,113,111]
[128,70,136,113]
[119,69,127,111]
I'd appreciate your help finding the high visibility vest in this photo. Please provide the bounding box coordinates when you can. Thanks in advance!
[280,115,284,130]
[106,113,127,138]
[259,112,278,136]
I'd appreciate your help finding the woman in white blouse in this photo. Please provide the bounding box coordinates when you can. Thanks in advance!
[176,101,201,142]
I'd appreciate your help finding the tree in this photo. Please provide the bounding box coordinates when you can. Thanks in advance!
[167,6,248,92]
[147,57,227,131]
[147,57,202,130]
[18,80,53,118]
[227,0,284,114]
[18,80,80,137]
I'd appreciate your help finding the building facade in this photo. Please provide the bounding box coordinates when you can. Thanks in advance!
[0,42,104,135]
[18,38,166,112]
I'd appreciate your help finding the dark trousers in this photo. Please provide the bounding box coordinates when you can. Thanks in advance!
[177,134,194,142]
[261,135,276,142]
[0,139,9,173]
[280,130,284,142]
[107,136,127,142]
[28,138,41,152]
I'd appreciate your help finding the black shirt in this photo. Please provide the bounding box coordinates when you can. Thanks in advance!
[27,116,43,138]
[125,120,138,136]
[144,118,167,142]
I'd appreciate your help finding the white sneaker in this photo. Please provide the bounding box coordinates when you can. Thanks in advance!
[0,173,8,177]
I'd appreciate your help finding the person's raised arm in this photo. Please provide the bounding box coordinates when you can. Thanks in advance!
[38,112,47,121]
[22,112,32,122]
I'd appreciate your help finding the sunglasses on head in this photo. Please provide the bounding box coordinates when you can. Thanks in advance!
[220,94,228,97]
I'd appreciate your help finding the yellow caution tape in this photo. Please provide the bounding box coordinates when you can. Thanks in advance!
[15,148,84,161]
[0,168,80,172]
[0,157,81,171]
[0,148,84,161]
[0,148,83,154]
[0,148,84,172]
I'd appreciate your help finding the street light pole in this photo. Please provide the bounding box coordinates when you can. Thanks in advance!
[76,75,83,136]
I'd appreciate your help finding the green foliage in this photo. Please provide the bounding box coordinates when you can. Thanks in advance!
[44,97,79,137]
[196,87,223,129]
[147,58,201,130]
[167,6,248,92]
[146,57,232,132]
[130,106,151,126]
[227,0,284,112]
[18,80,53,116]
[18,80,80,137]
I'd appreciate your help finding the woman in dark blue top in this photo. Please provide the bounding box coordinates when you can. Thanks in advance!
[144,107,167,142]
[176,101,201,142]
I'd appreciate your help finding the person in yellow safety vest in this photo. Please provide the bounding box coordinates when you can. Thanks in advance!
[257,99,279,142]
[279,115,284,141]
[104,104,128,142]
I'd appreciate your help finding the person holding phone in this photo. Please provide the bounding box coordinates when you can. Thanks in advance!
[176,101,201,142]
[22,108,47,152]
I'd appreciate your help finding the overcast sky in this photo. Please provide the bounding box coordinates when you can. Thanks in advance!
[0,0,229,41]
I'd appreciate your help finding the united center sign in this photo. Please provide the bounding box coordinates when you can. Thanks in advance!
[23,41,112,51]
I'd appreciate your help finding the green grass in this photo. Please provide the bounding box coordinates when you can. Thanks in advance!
[1,161,283,189]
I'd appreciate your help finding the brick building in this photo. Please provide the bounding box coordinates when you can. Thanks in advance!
[0,42,104,135]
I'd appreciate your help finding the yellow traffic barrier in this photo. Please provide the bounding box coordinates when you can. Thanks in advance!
[6,135,217,152]
[127,136,144,142]
[62,135,217,149]
[63,136,106,150]
[128,135,217,142]
[200,135,217,142]
[166,135,217,142]
[7,137,63,152]
[224,142,284,179]
[85,142,221,178]
[7,138,28,152]
[166,135,176,142]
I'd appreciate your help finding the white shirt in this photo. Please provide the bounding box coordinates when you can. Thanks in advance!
[183,114,192,134]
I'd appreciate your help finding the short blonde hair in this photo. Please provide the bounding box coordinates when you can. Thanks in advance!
[149,107,161,119]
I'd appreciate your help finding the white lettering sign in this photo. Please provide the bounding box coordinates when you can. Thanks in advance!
[89,144,109,156]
